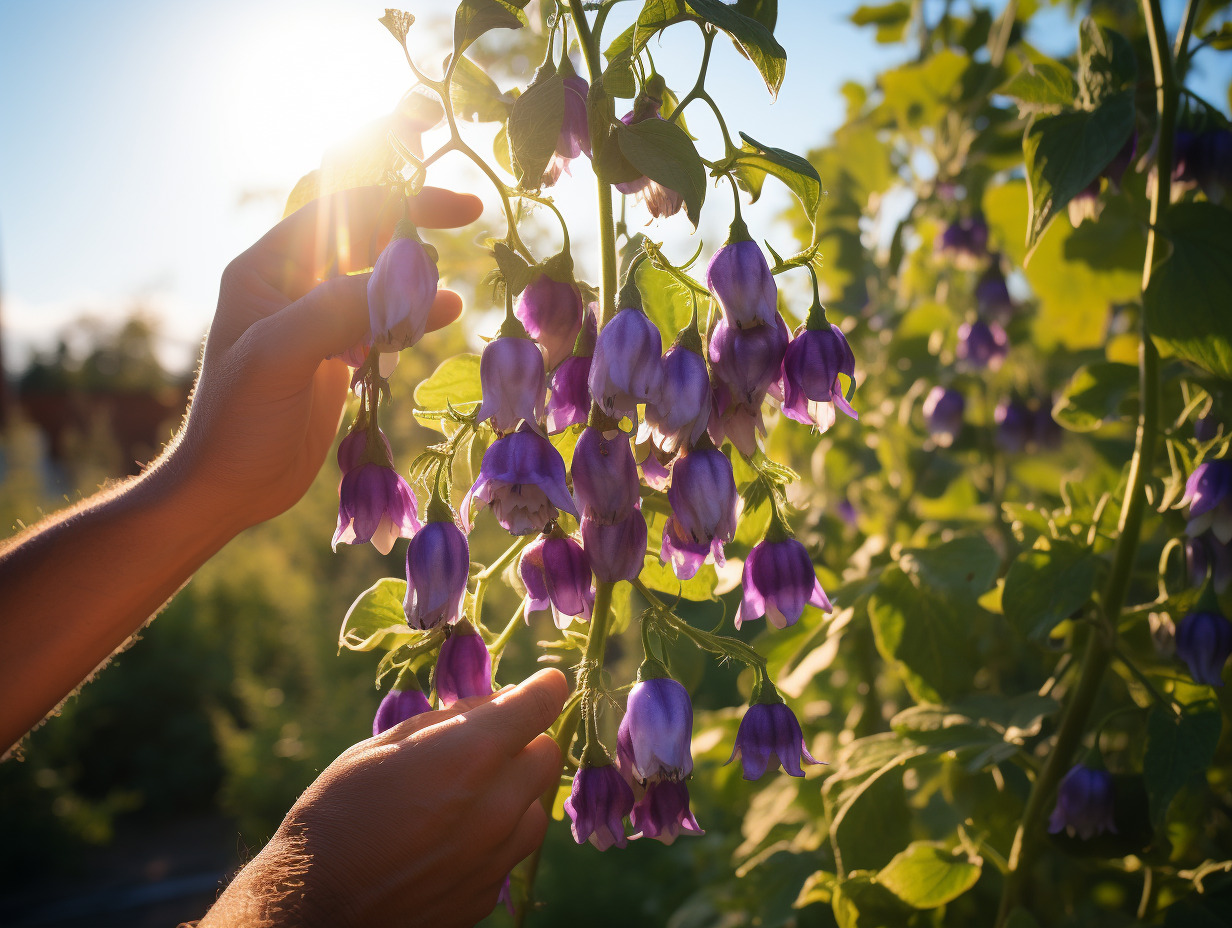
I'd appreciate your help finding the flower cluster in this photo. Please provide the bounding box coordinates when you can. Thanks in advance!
[1176,458,1232,687]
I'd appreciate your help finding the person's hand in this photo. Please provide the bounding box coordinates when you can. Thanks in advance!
[202,669,569,928]
[171,182,482,534]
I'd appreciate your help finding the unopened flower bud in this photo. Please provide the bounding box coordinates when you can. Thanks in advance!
[403,518,469,629]
[706,228,778,330]
[368,228,439,350]
[571,427,641,525]
[373,687,431,736]
[436,621,492,706]
[589,307,664,420]
[515,273,584,370]
[475,335,547,435]
[582,511,648,583]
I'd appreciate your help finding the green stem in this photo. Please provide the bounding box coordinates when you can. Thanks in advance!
[993,2,1172,922]
[668,24,716,128]
[631,579,768,674]
[488,601,527,655]
[472,536,532,630]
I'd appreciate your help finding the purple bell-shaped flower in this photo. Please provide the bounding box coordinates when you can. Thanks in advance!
[373,686,432,736]
[581,510,648,583]
[629,780,703,845]
[728,698,820,780]
[957,319,1009,371]
[435,620,492,707]
[706,222,778,330]
[975,261,1016,323]
[617,672,694,783]
[708,312,789,407]
[1186,535,1232,595]
[519,529,595,628]
[936,215,988,269]
[475,333,547,435]
[662,446,738,579]
[1185,460,1232,543]
[589,306,664,421]
[1175,610,1232,686]
[564,763,635,850]
[736,535,832,631]
[403,498,469,630]
[995,397,1034,453]
[332,463,421,555]
[1047,762,1118,840]
[367,221,440,351]
[780,312,858,432]
[923,386,965,448]
[543,70,591,187]
[571,426,641,525]
[514,272,584,370]
[462,426,578,535]
[614,90,686,220]
[641,343,712,455]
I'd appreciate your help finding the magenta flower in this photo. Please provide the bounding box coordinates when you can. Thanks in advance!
[957,319,1009,371]
[736,537,832,630]
[708,313,789,407]
[543,73,592,187]
[780,321,857,431]
[519,531,594,628]
[332,463,421,555]
[617,675,694,783]
[571,427,641,525]
[1175,610,1232,686]
[706,232,778,330]
[728,701,820,779]
[373,687,432,736]
[436,621,492,707]
[336,426,393,474]
[462,427,578,535]
[581,510,647,583]
[514,273,584,370]
[546,355,592,433]
[589,307,663,420]
[629,780,703,845]
[923,386,965,447]
[564,763,635,850]
[367,227,439,350]
[661,447,737,579]
[403,519,469,630]
[1048,763,1118,840]
[1185,460,1232,543]
[475,335,547,435]
[642,345,711,455]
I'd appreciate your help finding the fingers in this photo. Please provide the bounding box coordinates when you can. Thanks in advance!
[371,690,501,746]
[464,669,569,757]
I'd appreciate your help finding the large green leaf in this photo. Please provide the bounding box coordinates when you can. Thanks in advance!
[340,578,417,651]
[1144,202,1232,380]
[451,55,512,123]
[616,116,707,226]
[508,73,565,188]
[1052,362,1138,433]
[898,535,1000,604]
[851,2,912,43]
[1023,91,1135,259]
[453,0,527,56]
[998,57,1076,111]
[636,259,694,346]
[1002,540,1098,641]
[1076,18,1136,109]
[876,842,982,909]
[720,132,821,216]
[1143,702,1222,825]
[878,50,972,131]
[414,353,482,412]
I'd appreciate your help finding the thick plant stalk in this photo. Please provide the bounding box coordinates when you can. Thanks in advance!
[994,1,1174,923]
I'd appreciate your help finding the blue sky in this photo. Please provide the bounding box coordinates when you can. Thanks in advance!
[0,0,1226,372]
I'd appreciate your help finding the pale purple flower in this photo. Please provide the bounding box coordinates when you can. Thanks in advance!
[337,426,393,474]
[589,307,664,420]
[736,537,832,630]
[373,687,432,736]
[614,100,686,220]
[923,386,965,447]
[617,676,693,782]
[1175,610,1232,686]
[708,313,789,406]
[571,427,641,525]
[957,320,1009,371]
[1048,763,1118,840]
[708,384,768,458]
[1185,461,1232,543]
[706,235,778,330]
[728,701,820,779]
[475,335,547,435]
[582,511,647,583]
[662,447,737,579]
[332,463,421,555]
[780,322,857,431]
[641,346,711,455]
[403,519,469,630]
[520,532,594,628]
[462,427,578,535]
[547,355,592,433]
[630,780,703,845]
[514,273,584,370]
[368,232,439,350]
[564,764,635,850]
[436,622,492,707]
[543,73,591,187]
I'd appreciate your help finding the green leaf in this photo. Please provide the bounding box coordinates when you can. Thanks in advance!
[453,0,526,56]
[636,259,694,346]
[616,117,707,227]
[641,509,718,601]
[1144,202,1232,380]
[493,241,533,295]
[508,73,565,188]
[340,578,416,651]
[1076,18,1136,109]
[720,132,821,216]
[1052,362,1138,433]
[282,117,401,219]
[414,354,482,412]
[878,50,971,131]
[1023,91,1135,259]
[876,842,982,909]
[869,565,977,703]
[1143,702,1222,825]
[1002,540,1098,641]
[735,0,776,32]
[998,57,1076,110]
[898,535,1000,604]
[828,749,919,873]
[851,2,912,43]
[451,55,512,123]
[1205,22,1232,51]
[378,8,415,45]
[603,46,636,99]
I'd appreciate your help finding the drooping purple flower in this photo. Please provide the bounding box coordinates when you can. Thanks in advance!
[1047,763,1118,840]
[589,307,664,420]
[936,215,989,269]
[373,687,432,736]
[780,322,858,431]
[614,94,686,220]
[1175,610,1232,686]
[736,537,832,631]
[337,426,393,474]
[708,313,789,406]
[475,335,547,435]
[956,319,1008,371]
[462,427,578,535]
[543,73,591,187]
[367,228,439,351]
[708,383,768,458]
[519,531,594,628]
[403,518,469,630]
[332,463,421,555]
[514,273,584,370]
[1185,460,1232,543]
[975,262,1016,322]
[571,427,641,525]
[923,386,965,447]
[564,763,635,850]
[436,621,492,707]
[547,355,592,433]
[582,510,647,583]
[727,701,820,780]
[706,234,778,330]
[629,780,703,845]
[995,397,1034,453]
[1174,128,1232,202]
[617,675,694,783]
[1185,535,1232,595]
[662,447,738,579]
[641,345,712,455]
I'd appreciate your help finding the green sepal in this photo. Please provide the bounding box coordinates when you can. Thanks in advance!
[635,654,671,683]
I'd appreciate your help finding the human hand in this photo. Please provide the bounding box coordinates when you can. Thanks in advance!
[170,181,482,535]
[202,668,568,928]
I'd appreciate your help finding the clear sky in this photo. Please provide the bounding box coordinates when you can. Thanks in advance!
[0,0,1226,373]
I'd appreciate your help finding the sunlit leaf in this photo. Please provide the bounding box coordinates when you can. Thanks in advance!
[851,2,912,43]
[1002,540,1098,641]
[616,116,707,227]
[453,0,527,57]
[719,132,821,216]
[1052,362,1137,432]
[876,842,981,909]
[508,73,565,188]
[998,57,1075,111]
[340,577,416,651]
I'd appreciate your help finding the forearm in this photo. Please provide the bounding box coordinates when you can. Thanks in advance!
[0,448,239,753]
